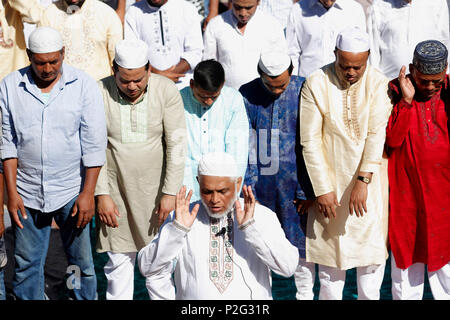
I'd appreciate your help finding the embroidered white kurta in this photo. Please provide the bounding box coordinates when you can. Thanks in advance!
[203,8,287,90]
[124,0,203,89]
[39,0,123,81]
[368,0,450,80]
[300,63,392,270]
[138,199,299,300]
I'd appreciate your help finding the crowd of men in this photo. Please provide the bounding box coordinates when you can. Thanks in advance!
[0,0,449,301]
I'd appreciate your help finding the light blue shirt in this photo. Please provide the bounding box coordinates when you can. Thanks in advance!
[180,85,249,202]
[0,63,107,212]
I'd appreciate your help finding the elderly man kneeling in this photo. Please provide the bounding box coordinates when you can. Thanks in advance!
[138,152,299,300]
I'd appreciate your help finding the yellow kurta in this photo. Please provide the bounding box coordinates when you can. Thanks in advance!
[39,0,123,80]
[0,0,42,80]
[300,63,391,270]
[95,74,187,253]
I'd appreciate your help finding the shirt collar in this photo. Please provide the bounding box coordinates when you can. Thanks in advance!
[21,63,78,91]
[311,0,344,11]
[57,0,91,13]
[145,0,170,12]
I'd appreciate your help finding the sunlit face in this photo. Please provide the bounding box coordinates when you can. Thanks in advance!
[28,49,64,84]
[334,49,369,85]
[261,69,291,97]
[232,0,260,27]
[114,65,150,102]
[410,64,447,100]
[198,175,242,219]
[318,0,336,9]
[190,80,223,107]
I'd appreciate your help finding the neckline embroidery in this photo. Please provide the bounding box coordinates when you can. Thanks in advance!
[209,212,234,293]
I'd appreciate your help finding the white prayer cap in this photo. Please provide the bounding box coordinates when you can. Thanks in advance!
[28,26,63,54]
[114,39,149,69]
[258,51,292,77]
[197,152,238,178]
[335,27,370,53]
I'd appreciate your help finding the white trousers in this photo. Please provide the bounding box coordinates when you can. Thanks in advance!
[318,263,385,300]
[294,258,316,300]
[391,254,450,300]
[104,252,137,300]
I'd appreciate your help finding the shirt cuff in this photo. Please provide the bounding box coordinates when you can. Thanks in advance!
[238,218,255,231]
[0,145,18,160]
[172,219,191,233]
[82,150,106,167]
[360,160,382,173]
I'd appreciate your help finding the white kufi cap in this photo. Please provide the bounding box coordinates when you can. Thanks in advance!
[197,152,238,177]
[336,27,370,53]
[114,39,149,69]
[28,26,63,54]
[258,51,292,77]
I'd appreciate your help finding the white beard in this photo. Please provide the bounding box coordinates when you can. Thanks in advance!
[201,193,238,220]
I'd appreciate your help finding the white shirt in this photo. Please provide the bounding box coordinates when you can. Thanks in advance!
[258,0,295,29]
[368,0,450,80]
[124,0,204,89]
[138,199,299,300]
[286,0,366,77]
[203,8,287,90]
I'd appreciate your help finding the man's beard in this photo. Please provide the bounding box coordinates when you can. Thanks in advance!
[201,190,239,220]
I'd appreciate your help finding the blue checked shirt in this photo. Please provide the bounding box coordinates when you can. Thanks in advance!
[0,63,107,212]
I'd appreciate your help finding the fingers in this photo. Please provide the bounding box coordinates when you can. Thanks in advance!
[399,65,406,78]
[12,210,24,229]
[191,203,200,219]
[71,202,78,217]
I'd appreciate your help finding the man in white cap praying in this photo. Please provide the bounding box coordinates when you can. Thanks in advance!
[0,26,107,300]
[299,26,392,299]
[94,38,187,300]
[239,51,317,300]
[138,151,298,300]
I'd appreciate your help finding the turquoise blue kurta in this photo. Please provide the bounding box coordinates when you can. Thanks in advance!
[180,85,249,202]
[239,76,315,258]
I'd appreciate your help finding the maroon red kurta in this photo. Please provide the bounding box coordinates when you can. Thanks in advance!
[386,77,450,272]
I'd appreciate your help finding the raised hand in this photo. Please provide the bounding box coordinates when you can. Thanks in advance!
[235,185,256,226]
[398,65,415,104]
[174,186,199,229]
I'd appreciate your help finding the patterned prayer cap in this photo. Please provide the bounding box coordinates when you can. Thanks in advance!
[413,40,448,75]
[28,26,63,54]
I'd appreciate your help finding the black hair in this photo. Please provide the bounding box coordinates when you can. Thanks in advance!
[112,60,150,71]
[193,59,225,92]
[257,61,294,78]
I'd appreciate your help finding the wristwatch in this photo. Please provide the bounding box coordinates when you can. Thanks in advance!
[357,176,371,184]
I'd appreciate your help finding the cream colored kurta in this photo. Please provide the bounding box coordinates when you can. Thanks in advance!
[39,0,123,80]
[95,74,187,253]
[300,63,391,270]
[0,0,42,80]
